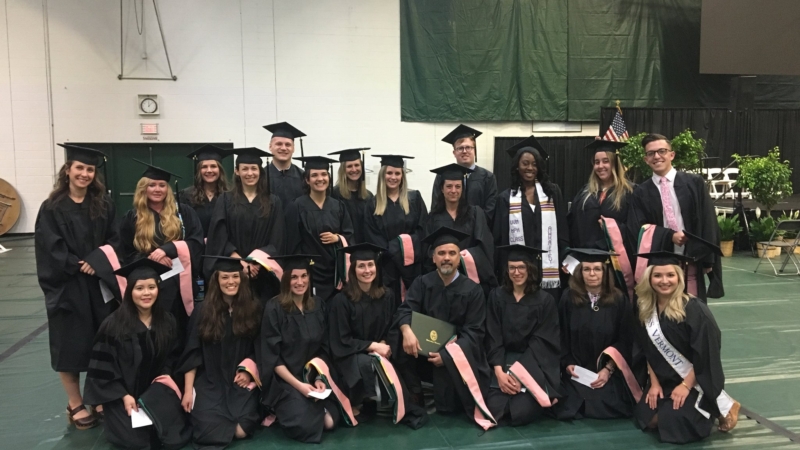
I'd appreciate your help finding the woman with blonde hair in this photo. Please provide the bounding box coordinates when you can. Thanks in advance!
[119,161,204,338]
[632,252,738,444]
[329,148,374,243]
[364,155,428,305]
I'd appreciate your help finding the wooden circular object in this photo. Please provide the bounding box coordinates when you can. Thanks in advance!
[0,178,21,235]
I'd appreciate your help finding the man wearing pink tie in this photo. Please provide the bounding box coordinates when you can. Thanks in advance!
[629,134,724,302]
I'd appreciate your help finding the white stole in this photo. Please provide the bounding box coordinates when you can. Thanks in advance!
[537,183,560,289]
[509,189,525,245]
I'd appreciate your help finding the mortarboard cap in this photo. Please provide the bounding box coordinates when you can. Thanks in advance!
[263,122,306,140]
[583,140,627,154]
[422,226,470,249]
[133,159,181,182]
[372,154,413,168]
[269,254,318,271]
[329,148,369,163]
[505,136,548,161]
[294,155,337,171]
[441,124,482,145]
[186,144,229,163]
[683,230,723,258]
[202,255,246,273]
[430,163,474,181]
[59,143,106,166]
[114,258,170,282]
[567,248,615,264]
[339,243,386,263]
[232,147,272,166]
[636,251,696,266]
[497,244,546,264]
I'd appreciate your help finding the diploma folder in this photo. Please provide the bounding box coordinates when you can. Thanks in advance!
[411,311,456,357]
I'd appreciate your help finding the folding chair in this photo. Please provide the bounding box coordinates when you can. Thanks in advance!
[754,220,800,276]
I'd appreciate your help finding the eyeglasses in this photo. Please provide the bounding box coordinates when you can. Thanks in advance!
[508,265,527,273]
[582,267,604,274]
[455,146,476,153]
[645,149,670,159]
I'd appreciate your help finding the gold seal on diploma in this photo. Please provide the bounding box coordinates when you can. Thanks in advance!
[430,330,438,343]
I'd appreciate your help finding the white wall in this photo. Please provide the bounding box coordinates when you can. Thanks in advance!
[0,0,598,233]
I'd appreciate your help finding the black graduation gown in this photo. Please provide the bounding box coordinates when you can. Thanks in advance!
[119,204,204,337]
[285,195,354,302]
[629,172,724,300]
[268,163,305,208]
[177,302,261,449]
[389,272,490,418]
[431,166,498,225]
[178,186,218,238]
[258,297,342,444]
[493,186,570,300]
[84,315,189,450]
[633,297,725,444]
[484,288,561,426]
[423,206,496,296]
[204,191,285,301]
[555,289,634,420]
[364,190,428,305]
[330,188,374,244]
[34,196,119,372]
[568,186,637,274]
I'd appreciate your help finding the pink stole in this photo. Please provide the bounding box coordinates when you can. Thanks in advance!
[459,249,480,284]
[238,357,261,391]
[507,361,552,407]
[99,245,127,296]
[248,249,284,280]
[304,358,359,426]
[370,353,406,424]
[172,241,194,315]
[443,341,497,430]
[398,234,415,302]
[152,375,182,399]
[336,235,350,290]
[601,218,635,299]
[598,347,642,402]
[634,225,656,284]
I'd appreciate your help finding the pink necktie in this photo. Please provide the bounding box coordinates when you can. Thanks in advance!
[659,177,678,231]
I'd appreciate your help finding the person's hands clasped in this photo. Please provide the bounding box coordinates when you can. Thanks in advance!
[672,230,688,246]
[248,262,261,278]
[319,232,340,245]
[234,371,252,389]
[496,370,520,395]
[428,351,443,367]
[370,342,392,359]
[148,248,173,267]
[590,368,611,389]
[78,261,96,276]
[671,382,691,410]
[646,384,663,410]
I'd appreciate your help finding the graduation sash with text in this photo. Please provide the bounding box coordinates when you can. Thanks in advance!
[537,183,560,289]
[508,189,525,245]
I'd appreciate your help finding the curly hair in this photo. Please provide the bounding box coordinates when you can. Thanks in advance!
[635,264,689,325]
[46,160,110,220]
[132,178,182,254]
[189,161,230,206]
[198,270,262,341]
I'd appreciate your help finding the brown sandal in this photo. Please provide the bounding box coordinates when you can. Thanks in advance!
[66,404,99,430]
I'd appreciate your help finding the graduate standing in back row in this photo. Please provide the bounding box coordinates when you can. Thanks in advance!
[265,122,307,206]
[329,148,374,244]
[179,145,231,238]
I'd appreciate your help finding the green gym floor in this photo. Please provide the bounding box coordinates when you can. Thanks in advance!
[1,236,799,449]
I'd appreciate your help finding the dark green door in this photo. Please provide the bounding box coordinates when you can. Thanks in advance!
[73,143,234,218]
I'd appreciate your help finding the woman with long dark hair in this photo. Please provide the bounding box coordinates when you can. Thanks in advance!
[485,245,561,426]
[328,244,427,428]
[493,136,570,301]
[425,163,495,294]
[632,252,739,444]
[259,254,358,443]
[364,155,428,305]
[84,258,190,449]
[205,147,286,302]
[118,162,204,338]
[178,256,263,448]
[329,148,374,243]
[284,156,354,302]
[35,144,121,430]
[179,145,231,237]
[554,248,639,420]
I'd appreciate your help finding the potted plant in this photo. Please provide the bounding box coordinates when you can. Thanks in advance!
[733,147,794,216]
[749,216,781,258]
[619,130,705,182]
[717,214,742,257]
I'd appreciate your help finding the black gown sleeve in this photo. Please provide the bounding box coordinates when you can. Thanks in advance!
[484,288,506,368]
[258,195,287,257]
[117,210,139,263]
[687,299,725,411]
[283,199,302,255]
[257,300,284,405]
[557,290,577,370]
[338,200,355,245]
[363,198,389,249]
[458,281,487,349]
[519,291,562,397]
[176,304,205,375]
[493,192,509,248]
[483,171,498,226]
[430,174,443,213]
[393,277,423,329]
[34,204,81,313]
[84,321,129,405]
[471,206,495,266]
[328,293,372,359]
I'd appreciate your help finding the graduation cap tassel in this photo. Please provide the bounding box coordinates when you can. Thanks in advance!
[299,138,305,168]
[265,157,271,196]
[102,156,110,196]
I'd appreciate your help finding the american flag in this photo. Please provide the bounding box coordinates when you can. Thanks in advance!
[603,109,629,142]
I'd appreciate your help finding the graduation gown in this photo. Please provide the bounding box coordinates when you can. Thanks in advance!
[34,196,119,372]
[493,186,570,300]
[555,289,634,420]
[633,297,725,444]
[431,166,498,225]
[330,188,374,244]
[364,190,428,305]
[630,172,724,300]
[258,297,342,444]
[423,206,496,296]
[177,302,261,448]
[204,191,285,301]
[285,195,354,301]
[485,288,561,426]
[268,163,305,208]
[390,272,490,418]
[178,186,219,238]
[119,204,203,336]
[84,315,189,450]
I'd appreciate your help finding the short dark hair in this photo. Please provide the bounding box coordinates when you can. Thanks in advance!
[641,133,671,149]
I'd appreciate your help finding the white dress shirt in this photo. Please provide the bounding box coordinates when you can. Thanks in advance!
[652,168,685,254]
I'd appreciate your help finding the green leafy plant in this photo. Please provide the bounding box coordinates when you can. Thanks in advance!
[749,217,780,243]
[619,129,705,181]
[733,147,794,215]
[717,214,742,241]
[777,210,800,239]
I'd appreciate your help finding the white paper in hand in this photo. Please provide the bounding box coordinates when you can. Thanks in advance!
[563,255,580,275]
[99,280,115,304]
[160,258,184,281]
[308,389,332,400]
[130,408,153,428]
[571,365,599,388]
